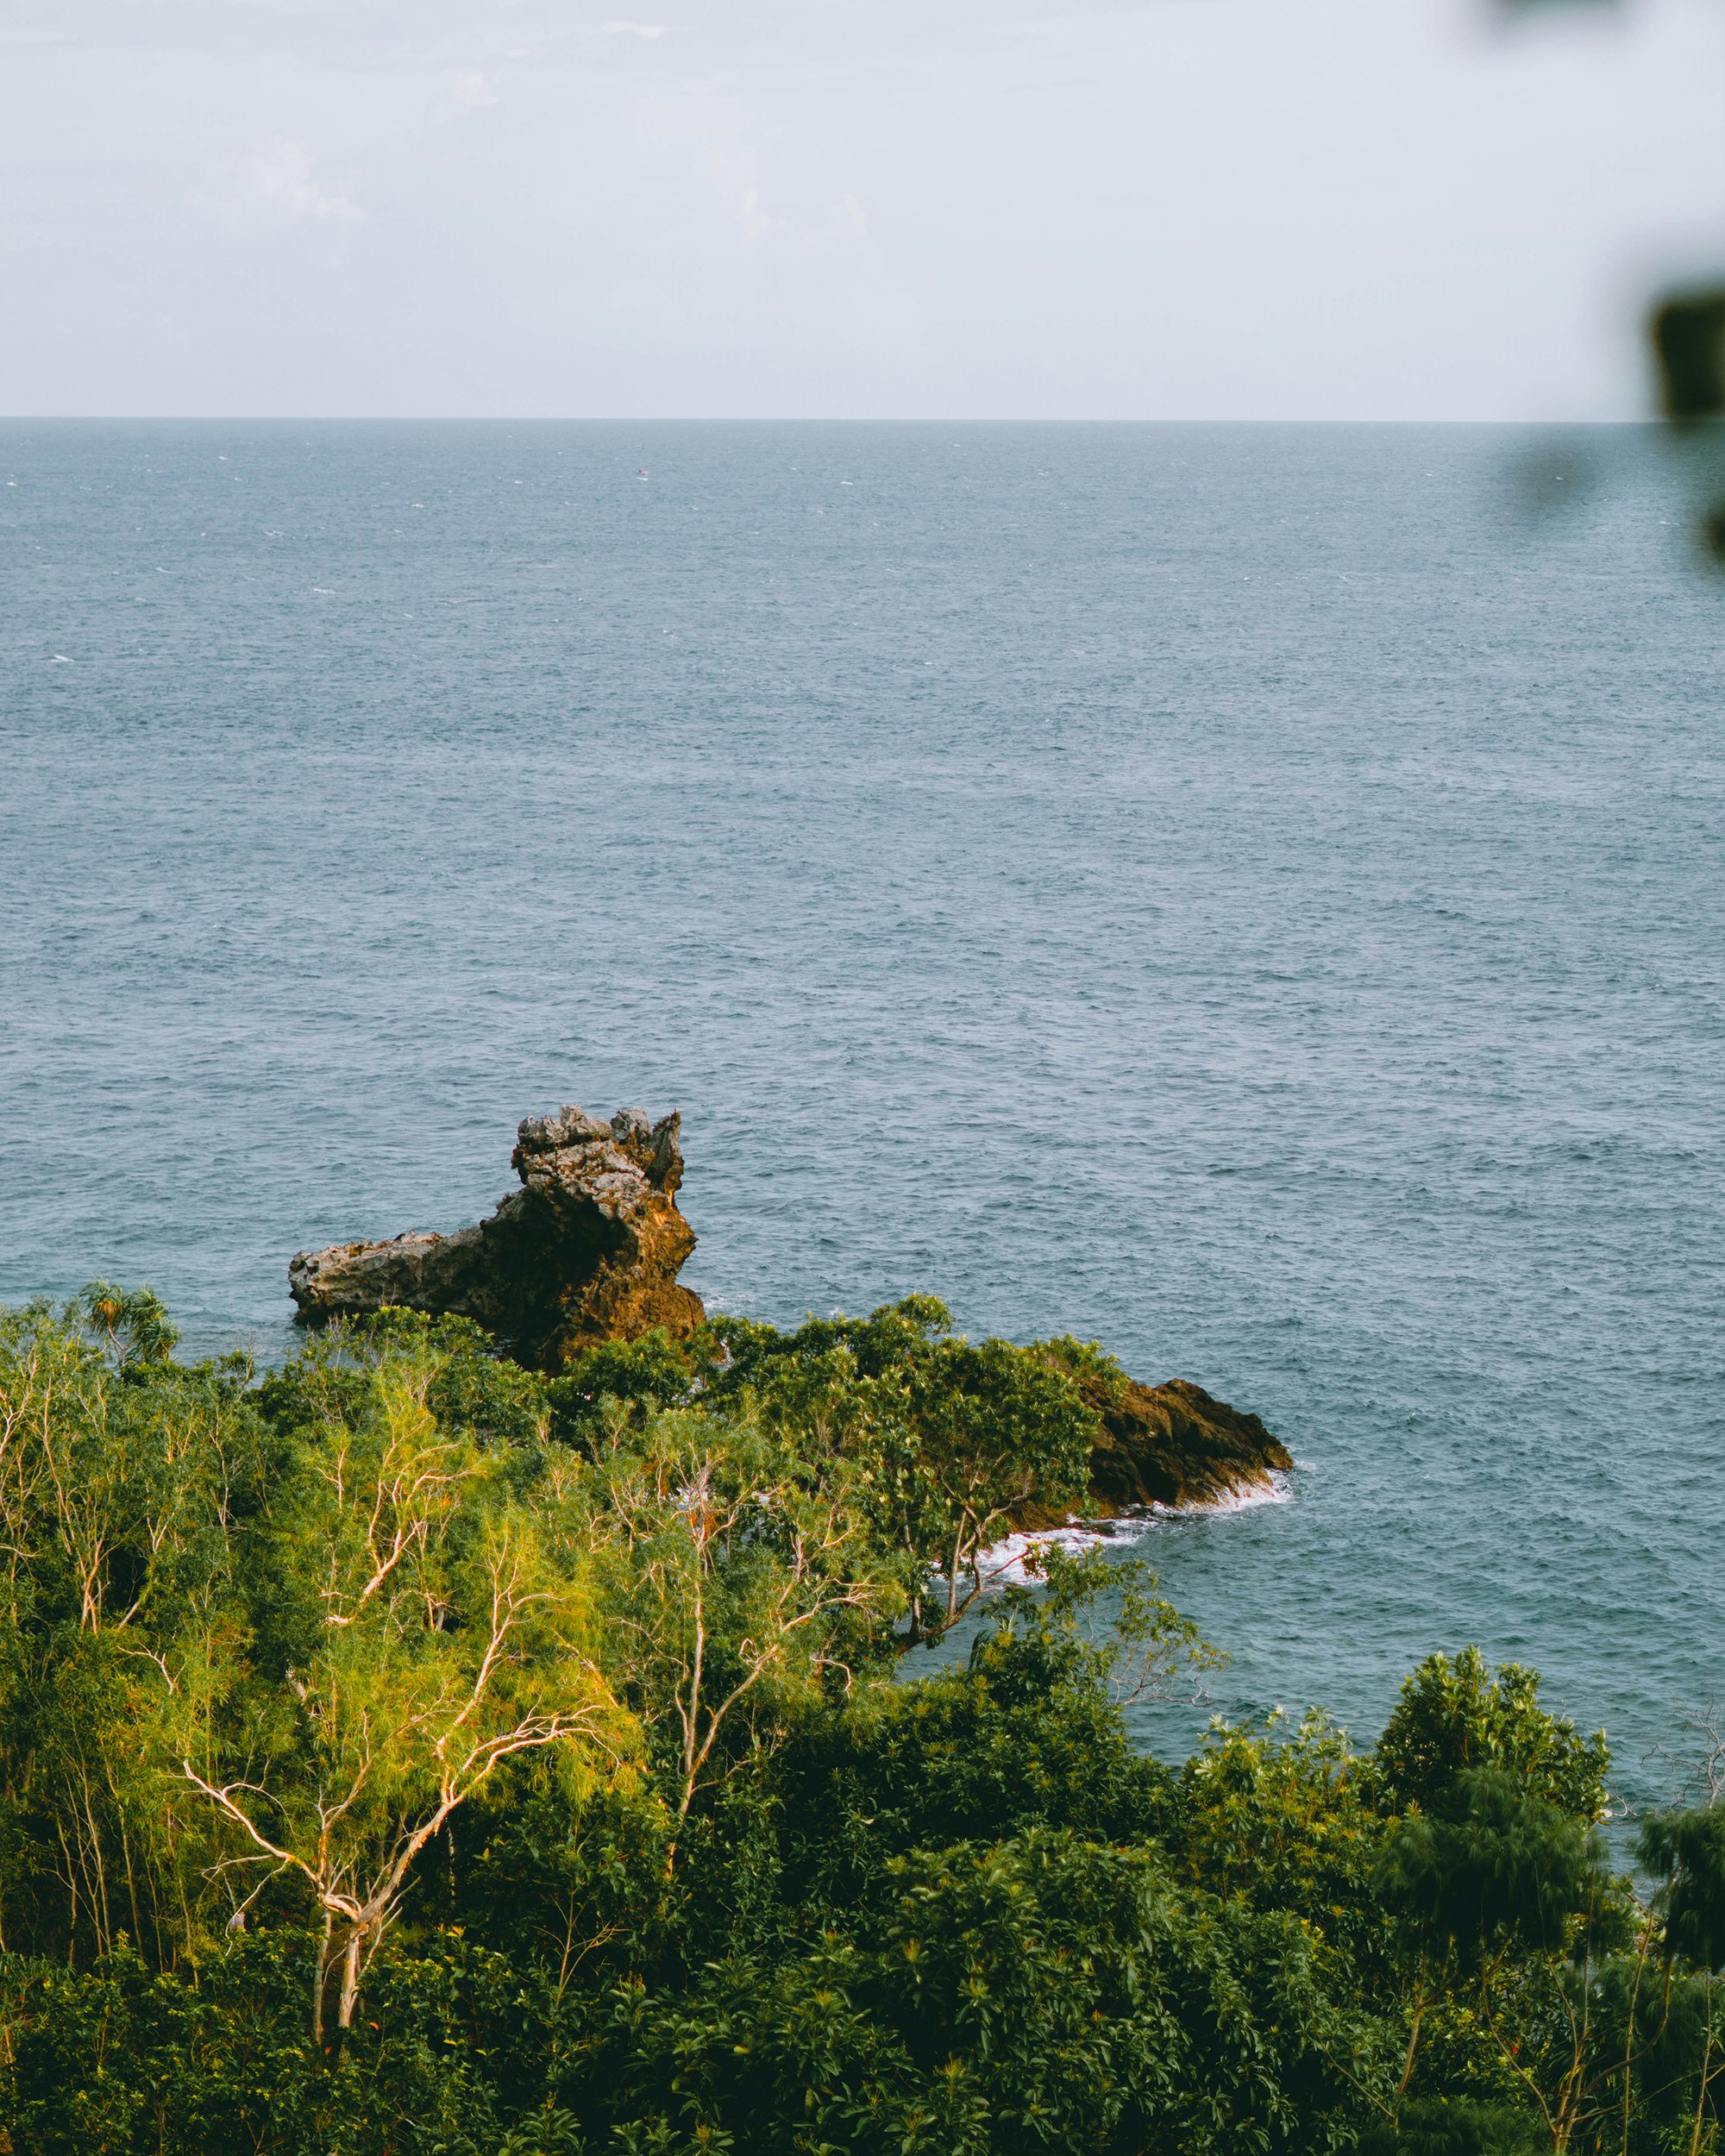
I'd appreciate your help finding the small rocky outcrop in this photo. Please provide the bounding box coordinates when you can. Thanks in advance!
[1009,1370,1292,1528]
[288,1106,703,1372]
[1082,1373,1291,1512]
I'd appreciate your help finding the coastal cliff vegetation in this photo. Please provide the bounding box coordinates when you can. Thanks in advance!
[0,1288,1718,2155]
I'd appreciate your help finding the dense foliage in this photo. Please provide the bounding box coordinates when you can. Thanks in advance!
[0,1288,1718,2154]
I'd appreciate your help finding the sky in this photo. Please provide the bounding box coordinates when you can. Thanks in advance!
[1,0,1722,418]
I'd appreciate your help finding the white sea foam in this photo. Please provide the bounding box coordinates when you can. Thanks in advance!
[961,1521,1115,1589]
[961,1470,1295,1590]
[1182,1469,1295,1516]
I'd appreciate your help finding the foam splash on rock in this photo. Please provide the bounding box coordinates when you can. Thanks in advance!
[976,1469,1295,1589]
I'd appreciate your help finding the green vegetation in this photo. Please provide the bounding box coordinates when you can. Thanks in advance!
[0,1288,1718,2154]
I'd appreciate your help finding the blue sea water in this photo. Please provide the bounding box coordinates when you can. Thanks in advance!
[3,420,1722,1815]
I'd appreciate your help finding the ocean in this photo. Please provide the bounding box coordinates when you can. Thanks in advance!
[3,419,1721,1815]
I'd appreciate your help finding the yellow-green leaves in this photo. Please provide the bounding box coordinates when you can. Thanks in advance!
[172,1341,634,2034]
[583,1401,901,1831]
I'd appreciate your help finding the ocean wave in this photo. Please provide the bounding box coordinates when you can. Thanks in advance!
[1176,1470,1295,1517]
[967,1470,1295,1589]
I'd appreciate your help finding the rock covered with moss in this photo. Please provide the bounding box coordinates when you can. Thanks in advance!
[1006,1354,1292,1527]
[1082,1371,1291,1510]
[288,1106,703,1371]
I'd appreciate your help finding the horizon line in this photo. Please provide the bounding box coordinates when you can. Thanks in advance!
[0,412,1668,428]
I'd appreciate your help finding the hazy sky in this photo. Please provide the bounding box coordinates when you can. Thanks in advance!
[2,0,1722,418]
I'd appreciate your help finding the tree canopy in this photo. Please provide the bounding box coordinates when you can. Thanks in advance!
[0,1287,1717,2156]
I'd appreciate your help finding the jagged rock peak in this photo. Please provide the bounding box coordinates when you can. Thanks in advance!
[518,1104,615,1150]
[511,1105,685,1200]
[288,1105,703,1372]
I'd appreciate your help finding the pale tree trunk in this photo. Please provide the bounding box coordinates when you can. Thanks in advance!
[311,1907,332,2047]
[337,1922,364,2031]
[310,1907,376,2049]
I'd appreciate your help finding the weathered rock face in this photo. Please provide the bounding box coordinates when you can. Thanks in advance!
[1082,1374,1292,1512]
[1007,1370,1291,1530]
[288,1106,704,1371]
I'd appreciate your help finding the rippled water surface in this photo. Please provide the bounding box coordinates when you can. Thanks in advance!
[3,420,1722,1807]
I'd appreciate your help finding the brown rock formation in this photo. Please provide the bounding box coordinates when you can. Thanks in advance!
[1082,1373,1291,1512]
[288,1106,704,1371]
[1009,1370,1292,1529]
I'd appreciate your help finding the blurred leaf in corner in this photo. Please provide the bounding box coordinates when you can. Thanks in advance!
[1651,288,1725,422]
[1650,290,1725,561]
[1488,0,1725,571]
